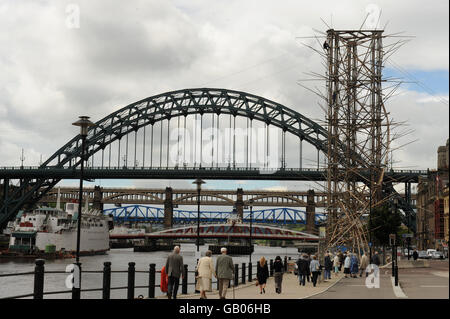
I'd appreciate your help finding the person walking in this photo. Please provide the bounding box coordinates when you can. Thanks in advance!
[296,254,309,286]
[305,253,311,283]
[256,257,269,294]
[371,251,381,266]
[165,246,184,299]
[343,252,351,278]
[412,249,419,261]
[359,253,369,277]
[324,252,333,281]
[333,253,340,275]
[309,255,321,287]
[350,253,359,278]
[273,256,283,293]
[338,250,344,271]
[195,250,215,299]
[215,247,234,299]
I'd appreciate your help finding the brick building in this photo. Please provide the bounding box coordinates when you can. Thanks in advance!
[416,139,449,251]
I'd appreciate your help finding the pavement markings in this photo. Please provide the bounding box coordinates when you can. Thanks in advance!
[390,276,408,298]
[346,285,367,287]
[431,271,449,278]
[300,275,345,299]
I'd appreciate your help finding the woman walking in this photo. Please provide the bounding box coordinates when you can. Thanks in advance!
[273,256,283,294]
[309,255,321,287]
[256,257,269,294]
[343,252,351,278]
[350,253,359,278]
[333,253,340,275]
[195,250,215,299]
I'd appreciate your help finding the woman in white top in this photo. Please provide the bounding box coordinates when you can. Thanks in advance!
[343,253,351,278]
[333,254,340,274]
[195,250,216,299]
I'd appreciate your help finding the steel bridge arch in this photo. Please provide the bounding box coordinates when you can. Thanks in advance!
[244,194,307,206]
[1,88,331,228]
[44,87,328,168]
[103,192,164,203]
[173,193,235,205]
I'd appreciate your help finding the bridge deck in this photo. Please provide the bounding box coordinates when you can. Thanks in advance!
[0,166,427,182]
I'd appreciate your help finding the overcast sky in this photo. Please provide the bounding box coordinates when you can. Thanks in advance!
[0,0,448,195]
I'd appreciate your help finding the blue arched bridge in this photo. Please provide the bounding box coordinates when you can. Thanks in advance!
[104,205,327,225]
[0,88,423,229]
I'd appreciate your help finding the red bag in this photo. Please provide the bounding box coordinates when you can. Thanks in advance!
[160,266,168,293]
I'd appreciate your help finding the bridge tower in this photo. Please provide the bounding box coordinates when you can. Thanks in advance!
[235,188,244,219]
[164,187,173,228]
[306,189,316,233]
[325,29,390,253]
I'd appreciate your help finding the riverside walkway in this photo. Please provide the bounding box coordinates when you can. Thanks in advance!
[158,273,343,299]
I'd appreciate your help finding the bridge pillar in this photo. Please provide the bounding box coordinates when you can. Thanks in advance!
[93,186,103,211]
[164,187,173,228]
[235,188,244,219]
[306,189,316,233]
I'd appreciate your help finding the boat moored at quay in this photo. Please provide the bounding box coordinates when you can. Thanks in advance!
[1,201,113,259]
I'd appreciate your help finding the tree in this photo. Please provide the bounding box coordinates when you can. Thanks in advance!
[369,203,402,246]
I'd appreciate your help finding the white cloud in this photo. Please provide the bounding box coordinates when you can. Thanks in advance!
[0,0,448,189]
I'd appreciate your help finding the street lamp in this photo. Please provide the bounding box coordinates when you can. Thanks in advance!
[369,166,373,262]
[193,178,205,252]
[248,199,254,263]
[72,116,95,299]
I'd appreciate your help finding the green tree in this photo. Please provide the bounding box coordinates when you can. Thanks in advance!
[369,203,402,246]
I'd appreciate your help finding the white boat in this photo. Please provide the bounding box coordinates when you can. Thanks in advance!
[7,201,112,256]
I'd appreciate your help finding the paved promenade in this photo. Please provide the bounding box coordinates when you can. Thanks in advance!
[311,259,449,299]
[158,272,343,299]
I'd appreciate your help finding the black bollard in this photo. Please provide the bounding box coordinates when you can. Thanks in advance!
[391,245,395,277]
[102,262,111,299]
[234,264,239,287]
[248,262,252,282]
[127,262,135,299]
[33,259,45,299]
[242,263,246,285]
[284,256,288,272]
[395,265,399,286]
[269,259,274,277]
[148,263,155,299]
[182,265,188,294]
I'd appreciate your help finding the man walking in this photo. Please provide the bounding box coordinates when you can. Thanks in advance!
[296,254,309,286]
[359,253,369,277]
[412,249,419,261]
[215,247,234,299]
[165,246,184,299]
[324,252,333,281]
[371,251,381,266]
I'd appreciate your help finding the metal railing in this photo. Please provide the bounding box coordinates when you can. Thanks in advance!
[0,257,291,299]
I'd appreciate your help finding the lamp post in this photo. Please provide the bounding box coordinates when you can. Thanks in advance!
[369,166,373,262]
[71,116,95,299]
[248,199,253,263]
[193,178,205,252]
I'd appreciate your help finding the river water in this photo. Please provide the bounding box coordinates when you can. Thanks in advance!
[0,244,300,299]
